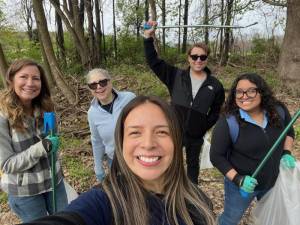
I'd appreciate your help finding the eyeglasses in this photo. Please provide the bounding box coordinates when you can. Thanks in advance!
[189,54,208,61]
[87,79,110,90]
[235,88,259,99]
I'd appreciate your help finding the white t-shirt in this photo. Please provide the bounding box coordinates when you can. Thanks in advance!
[190,72,207,99]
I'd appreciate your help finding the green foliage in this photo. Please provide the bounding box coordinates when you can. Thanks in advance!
[250,36,281,64]
[0,191,8,205]
[0,30,42,63]
[109,63,169,98]
[295,125,300,140]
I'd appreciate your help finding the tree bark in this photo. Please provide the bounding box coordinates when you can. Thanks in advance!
[94,0,102,64]
[178,0,182,53]
[32,0,77,104]
[182,0,188,53]
[220,0,234,66]
[204,0,209,45]
[161,0,166,53]
[0,42,8,87]
[54,0,66,65]
[112,0,117,60]
[277,0,300,84]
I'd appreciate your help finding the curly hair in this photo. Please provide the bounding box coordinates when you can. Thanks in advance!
[224,73,284,127]
[0,59,54,131]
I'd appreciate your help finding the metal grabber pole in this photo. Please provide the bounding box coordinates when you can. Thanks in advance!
[143,22,258,30]
[44,112,57,213]
[240,108,300,198]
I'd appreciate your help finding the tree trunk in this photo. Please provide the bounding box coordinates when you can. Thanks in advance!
[54,0,66,65]
[95,0,102,64]
[50,0,91,69]
[32,0,77,104]
[182,0,188,53]
[0,42,8,87]
[219,0,224,56]
[220,0,234,66]
[178,0,182,53]
[278,0,300,85]
[148,0,157,20]
[161,0,166,53]
[21,0,34,41]
[204,0,209,45]
[112,0,117,60]
[85,0,98,67]
[136,0,141,39]
[145,0,149,21]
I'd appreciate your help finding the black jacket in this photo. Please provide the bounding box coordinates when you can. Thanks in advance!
[144,37,225,139]
[210,105,295,190]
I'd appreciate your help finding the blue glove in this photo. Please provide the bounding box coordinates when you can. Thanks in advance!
[240,175,258,193]
[46,136,60,153]
[281,154,296,169]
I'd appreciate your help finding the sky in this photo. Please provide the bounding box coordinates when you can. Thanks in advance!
[1,0,286,40]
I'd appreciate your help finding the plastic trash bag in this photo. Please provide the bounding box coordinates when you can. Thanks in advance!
[64,180,78,203]
[200,133,213,170]
[252,162,300,225]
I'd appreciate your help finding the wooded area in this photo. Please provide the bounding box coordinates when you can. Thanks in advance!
[0,0,299,102]
[0,1,300,224]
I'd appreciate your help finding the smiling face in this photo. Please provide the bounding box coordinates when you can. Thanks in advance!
[12,65,42,106]
[88,72,113,104]
[235,79,262,113]
[188,47,208,73]
[122,102,174,192]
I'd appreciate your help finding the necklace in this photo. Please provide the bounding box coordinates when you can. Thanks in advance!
[99,94,116,114]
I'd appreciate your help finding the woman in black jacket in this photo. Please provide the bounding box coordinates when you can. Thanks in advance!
[210,73,296,225]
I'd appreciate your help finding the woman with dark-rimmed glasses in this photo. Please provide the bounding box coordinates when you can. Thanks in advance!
[143,20,225,185]
[210,73,296,225]
[86,68,135,182]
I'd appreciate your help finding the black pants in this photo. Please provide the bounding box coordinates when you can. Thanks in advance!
[184,137,204,184]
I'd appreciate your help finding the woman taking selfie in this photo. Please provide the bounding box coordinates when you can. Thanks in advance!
[21,96,215,225]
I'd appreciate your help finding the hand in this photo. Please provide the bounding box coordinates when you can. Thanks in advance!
[144,20,157,38]
[281,154,296,169]
[46,135,60,153]
[240,175,258,193]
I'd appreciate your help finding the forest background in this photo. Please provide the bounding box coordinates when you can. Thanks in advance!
[0,0,299,224]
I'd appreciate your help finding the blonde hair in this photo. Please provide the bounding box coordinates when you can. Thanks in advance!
[0,59,54,130]
[103,96,215,225]
[86,68,112,83]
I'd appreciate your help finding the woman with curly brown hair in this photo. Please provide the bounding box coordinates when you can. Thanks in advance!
[0,59,68,222]
[210,73,296,225]
[21,96,215,225]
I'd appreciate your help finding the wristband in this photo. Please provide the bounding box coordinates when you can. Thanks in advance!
[232,174,244,187]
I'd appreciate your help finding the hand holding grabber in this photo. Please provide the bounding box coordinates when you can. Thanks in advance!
[240,108,300,198]
[44,112,60,212]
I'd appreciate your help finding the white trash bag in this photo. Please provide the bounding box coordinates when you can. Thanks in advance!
[64,180,79,203]
[252,161,300,225]
[200,133,213,170]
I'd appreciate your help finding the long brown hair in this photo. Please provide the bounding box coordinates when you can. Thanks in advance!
[0,59,54,130]
[103,95,215,225]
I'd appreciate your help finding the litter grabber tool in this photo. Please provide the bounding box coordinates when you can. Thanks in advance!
[44,112,58,212]
[143,22,258,30]
[240,108,300,198]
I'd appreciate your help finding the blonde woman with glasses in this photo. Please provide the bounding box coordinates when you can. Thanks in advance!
[86,68,135,182]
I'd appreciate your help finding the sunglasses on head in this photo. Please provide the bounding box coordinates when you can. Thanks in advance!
[189,54,208,61]
[88,79,110,90]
